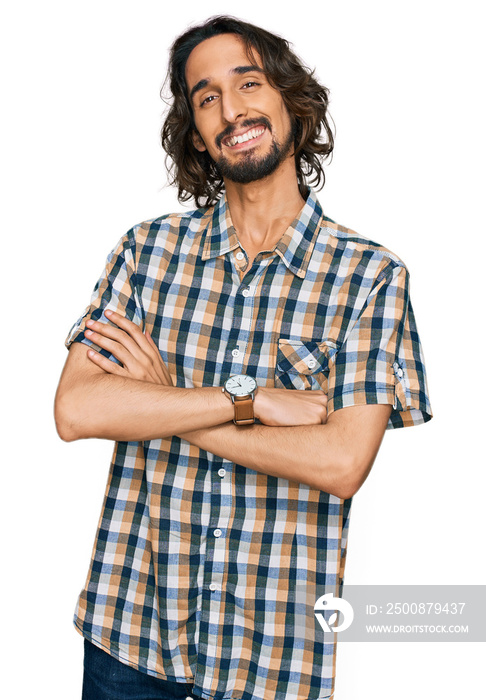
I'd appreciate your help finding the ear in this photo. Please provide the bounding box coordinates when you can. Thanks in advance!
[192,130,207,153]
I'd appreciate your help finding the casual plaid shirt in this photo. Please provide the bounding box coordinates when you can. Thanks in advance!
[65,188,432,700]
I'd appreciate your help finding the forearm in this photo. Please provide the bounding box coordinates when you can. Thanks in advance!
[178,421,350,497]
[86,380,231,442]
[55,351,233,442]
[178,403,392,499]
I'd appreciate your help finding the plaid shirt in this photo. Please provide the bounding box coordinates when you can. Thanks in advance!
[66,189,432,700]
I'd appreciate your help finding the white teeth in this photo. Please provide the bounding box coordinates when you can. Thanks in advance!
[227,127,264,147]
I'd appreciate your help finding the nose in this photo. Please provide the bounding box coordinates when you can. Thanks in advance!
[221,89,247,124]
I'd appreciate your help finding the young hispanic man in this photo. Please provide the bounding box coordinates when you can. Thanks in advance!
[55,15,432,700]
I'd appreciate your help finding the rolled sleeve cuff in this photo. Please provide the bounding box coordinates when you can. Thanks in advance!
[327,379,433,430]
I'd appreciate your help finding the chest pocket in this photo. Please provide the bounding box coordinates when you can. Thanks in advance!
[275,338,338,391]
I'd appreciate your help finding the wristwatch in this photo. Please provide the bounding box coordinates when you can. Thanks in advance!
[222,374,258,425]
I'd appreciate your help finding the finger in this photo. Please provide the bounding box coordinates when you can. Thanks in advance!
[144,332,173,378]
[104,311,149,351]
[144,333,170,371]
[98,314,164,373]
[144,334,174,385]
[85,329,140,368]
[144,331,160,351]
[87,349,127,376]
[86,319,146,360]
[294,389,327,403]
[307,390,327,404]
[143,332,165,368]
[86,320,158,371]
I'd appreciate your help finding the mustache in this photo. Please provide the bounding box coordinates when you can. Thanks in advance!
[215,117,272,149]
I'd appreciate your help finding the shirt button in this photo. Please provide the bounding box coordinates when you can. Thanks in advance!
[231,349,240,358]
[218,468,226,477]
[213,528,222,538]
[307,359,317,369]
[209,583,219,592]
[394,362,404,378]
[242,287,251,297]
[236,251,245,261]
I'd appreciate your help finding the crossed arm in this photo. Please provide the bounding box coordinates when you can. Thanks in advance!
[54,311,392,499]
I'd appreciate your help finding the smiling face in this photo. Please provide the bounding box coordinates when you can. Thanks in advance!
[185,33,295,185]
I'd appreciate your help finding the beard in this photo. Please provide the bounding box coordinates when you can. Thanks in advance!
[214,118,296,184]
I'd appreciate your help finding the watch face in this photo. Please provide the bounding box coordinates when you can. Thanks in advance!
[225,374,257,396]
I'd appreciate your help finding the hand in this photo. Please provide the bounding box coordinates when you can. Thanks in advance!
[84,310,173,386]
[254,386,328,426]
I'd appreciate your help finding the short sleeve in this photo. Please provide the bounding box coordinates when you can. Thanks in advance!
[327,262,432,429]
[65,229,144,363]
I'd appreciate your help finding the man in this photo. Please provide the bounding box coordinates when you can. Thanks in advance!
[55,15,432,700]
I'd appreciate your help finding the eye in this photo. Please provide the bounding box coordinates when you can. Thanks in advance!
[242,81,260,89]
[200,94,218,107]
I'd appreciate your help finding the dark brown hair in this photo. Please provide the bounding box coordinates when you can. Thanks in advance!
[161,16,334,208]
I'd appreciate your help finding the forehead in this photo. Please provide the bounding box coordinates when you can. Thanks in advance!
[185,33,263,94]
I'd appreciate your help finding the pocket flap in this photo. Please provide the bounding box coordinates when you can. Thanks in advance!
[276,338,337,375]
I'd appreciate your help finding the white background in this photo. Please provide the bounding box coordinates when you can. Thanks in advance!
[2,1,484,698]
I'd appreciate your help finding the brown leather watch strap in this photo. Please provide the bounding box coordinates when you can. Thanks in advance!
[233,396,255,425]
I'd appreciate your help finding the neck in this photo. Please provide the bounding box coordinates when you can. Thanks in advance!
[223,158,306,253]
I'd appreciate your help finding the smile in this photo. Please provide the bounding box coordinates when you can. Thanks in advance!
[223,127,266,148]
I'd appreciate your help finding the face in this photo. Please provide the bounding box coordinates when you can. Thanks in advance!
[185,33,295,184]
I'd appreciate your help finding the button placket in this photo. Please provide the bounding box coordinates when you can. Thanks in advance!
[207,460,232,595]
[229,263,269,368]
[208,258,270,599]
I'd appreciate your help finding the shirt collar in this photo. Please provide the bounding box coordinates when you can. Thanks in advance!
[201,193,240,261]
[201,189,325,279]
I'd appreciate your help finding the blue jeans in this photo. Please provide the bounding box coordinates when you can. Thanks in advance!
[82,639,197,700]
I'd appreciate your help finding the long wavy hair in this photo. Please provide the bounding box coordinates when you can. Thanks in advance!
[161,16,335,208]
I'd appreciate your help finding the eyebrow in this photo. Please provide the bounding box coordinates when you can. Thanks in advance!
[189,65,265,103]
